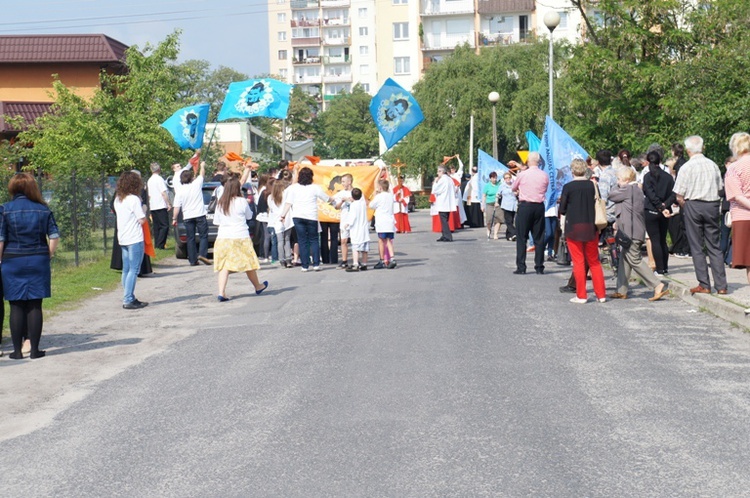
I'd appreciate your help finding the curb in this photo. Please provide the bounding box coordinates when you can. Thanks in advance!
[666,277,750,329]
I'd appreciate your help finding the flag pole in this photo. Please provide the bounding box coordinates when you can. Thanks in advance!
[282,119,287,161]
[469,113,474,171]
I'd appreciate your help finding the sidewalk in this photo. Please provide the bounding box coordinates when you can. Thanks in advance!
[662,253,750,327]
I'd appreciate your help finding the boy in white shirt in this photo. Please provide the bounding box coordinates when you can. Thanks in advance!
[344,188,369,272]
[369,179,397,269]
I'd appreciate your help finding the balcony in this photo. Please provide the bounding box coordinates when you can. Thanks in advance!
[477,29,536,46]
[422,32,474,50]
[323,73,352,83]
[322,55,350,64]
[291,0,319,9]
[293,56,322,65]
[321,0,350,6]
[291,19,321,28]
[323,36,351,46]
[291,37,323,47]
[322,17,350,27]
[421,0,474,16]
[296,74,323,84]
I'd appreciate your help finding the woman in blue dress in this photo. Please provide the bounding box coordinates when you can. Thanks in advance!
[0,173,60,359]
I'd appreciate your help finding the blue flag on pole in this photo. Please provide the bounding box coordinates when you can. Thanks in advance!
[160,103,210,150]
[538,116,589,209]
[525,130,541,152]
[477,149,508,205]
[217,78,293,121]
[369,78,424,149]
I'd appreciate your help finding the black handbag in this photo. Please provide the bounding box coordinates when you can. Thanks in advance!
[557,237,571,266]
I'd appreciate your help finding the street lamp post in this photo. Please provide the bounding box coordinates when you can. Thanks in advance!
[544,11,561,119]
[488,91,500,160]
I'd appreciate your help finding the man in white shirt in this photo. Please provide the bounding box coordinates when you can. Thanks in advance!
[147,162,171,249]
[432,165,456,242]
[172,161,210,266]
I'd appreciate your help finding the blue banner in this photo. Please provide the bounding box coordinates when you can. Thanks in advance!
[217,78,293,121]
[160,103,210,150]
[369,78,424,150]
[538,116,589,209]
[477,149,508,205]
[525,130,541,152]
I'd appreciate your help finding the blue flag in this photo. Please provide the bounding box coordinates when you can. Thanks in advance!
[369,78,424,149]
[217,78,293,121]
[160,103,210,150]
[477,149,508,205]
[525,130,541,152]
[538,116,589,209]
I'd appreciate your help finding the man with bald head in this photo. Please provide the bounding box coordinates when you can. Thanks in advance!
[511,152,549,274]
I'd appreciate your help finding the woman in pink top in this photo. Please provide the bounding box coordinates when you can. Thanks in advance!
[724,132,750,295]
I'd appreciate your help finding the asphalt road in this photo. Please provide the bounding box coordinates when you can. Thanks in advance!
[2,211,750,497]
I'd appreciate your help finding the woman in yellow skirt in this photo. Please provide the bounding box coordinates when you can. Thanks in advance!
[213,177,268,301]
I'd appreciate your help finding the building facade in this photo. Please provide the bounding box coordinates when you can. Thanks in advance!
[268,0,584,105]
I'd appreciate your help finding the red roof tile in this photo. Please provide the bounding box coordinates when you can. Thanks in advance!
[0,34,128,64]
[0,101,53,132]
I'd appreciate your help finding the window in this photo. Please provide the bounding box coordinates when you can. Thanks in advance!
[393,0,407,4]
[278,31,287,41]
[358,8,367,18]
[393,22,409,40]
[558,12,569,29]
[361,83,370,92]
[360,64,370,75]
[359,27,368,36]
[394,57,410,74]
[277,13,286,23]
[359,45,368,55]
[278,50,288,60]
[279,69,288,79]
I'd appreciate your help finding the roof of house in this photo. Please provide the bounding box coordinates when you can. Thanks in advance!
[0,34,128,64]
[0,101,53,132]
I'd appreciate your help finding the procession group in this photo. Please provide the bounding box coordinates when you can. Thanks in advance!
[431,134,750,307]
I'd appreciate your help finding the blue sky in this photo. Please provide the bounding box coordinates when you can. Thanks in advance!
[1,0,270,76]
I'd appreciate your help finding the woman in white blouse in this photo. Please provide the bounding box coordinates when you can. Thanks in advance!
[213,177,268,301]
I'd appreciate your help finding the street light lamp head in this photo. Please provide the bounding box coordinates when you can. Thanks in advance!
[488,91,500,104]
[544,11,561,32]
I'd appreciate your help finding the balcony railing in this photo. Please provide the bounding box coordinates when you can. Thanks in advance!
[291,37,323,46]
[291,19,321,28]
[321,0,350,7]
[323,36,351,46]
[322,55,350,64]
[291,0,320,9]
[293,56,322,64]
[477,29,536,46]
[421,0,474,16]
[296,74,323,84]
[422,32,474,50]
[323,73,352,83]
[322,17,350,27]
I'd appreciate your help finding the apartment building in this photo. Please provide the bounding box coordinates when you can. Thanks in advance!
[268,0,583,106]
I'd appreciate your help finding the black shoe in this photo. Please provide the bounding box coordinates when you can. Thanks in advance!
[437,237,446,242]
[123,300,149,310]
[359,265,368,271]
[345,266,359,272]
[559,285,576,293]
[536,269,545,275]
[374,261,385,269]
[387,260,397,269]
[513,269,526,275]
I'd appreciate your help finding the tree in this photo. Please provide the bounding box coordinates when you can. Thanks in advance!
[174,60,249,121]
[316,85,378,158]
[286,86,318,141]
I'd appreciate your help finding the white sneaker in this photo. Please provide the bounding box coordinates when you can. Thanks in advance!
[570,297,589,304]
[598,297,607,303]
[313,266,321,271]
[301,267,309,272]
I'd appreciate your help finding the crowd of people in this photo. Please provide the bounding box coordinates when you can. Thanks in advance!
[434,134,750,308]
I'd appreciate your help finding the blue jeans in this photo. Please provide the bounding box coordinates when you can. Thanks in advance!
[121,241,145,304]
[293,218,320,269]
[545,216,558,255]
[184,215,208,265]
[267,226,278,261]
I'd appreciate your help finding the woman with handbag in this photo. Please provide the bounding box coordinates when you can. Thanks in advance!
[559,159,607,304]
[608,168,669,301]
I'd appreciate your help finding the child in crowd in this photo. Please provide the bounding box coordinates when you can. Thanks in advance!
[345,188,369,272]
[369,179,397,269]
